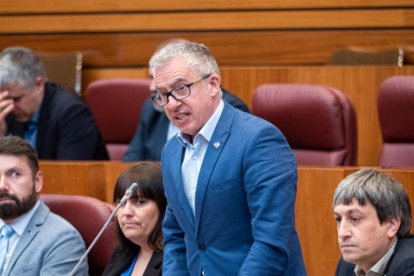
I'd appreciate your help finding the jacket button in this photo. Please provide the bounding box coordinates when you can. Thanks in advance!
[198,244,206,251]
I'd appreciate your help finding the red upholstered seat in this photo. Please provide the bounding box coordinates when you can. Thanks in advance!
[378,76,414,167]
[252,84,357,166]
[40,194,116,276]
[85,78,151,160]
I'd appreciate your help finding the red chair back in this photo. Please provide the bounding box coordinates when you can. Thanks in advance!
[40,194,116,276]
[252,84,357,166]
[85,78,151,160]
[378,75,414,167]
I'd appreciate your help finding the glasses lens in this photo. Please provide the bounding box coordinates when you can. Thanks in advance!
[171,85,191,100]
[152,92,167,107]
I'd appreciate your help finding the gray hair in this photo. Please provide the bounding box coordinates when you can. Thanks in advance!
[333,168,412,238]
[149,42,220,78]
[0,46,47,89]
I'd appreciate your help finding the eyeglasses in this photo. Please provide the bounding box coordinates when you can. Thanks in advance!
[151,74,211,107]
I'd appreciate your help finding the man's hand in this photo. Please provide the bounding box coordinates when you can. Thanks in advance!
[0,91,14,136]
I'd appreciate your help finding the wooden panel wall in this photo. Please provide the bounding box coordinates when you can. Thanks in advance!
[2,1,414,166]
[38,161,414,276]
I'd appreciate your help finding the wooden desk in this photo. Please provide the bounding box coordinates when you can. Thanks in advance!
[39,161,130,203]
[39,162,414,276]
[40,161,107,200]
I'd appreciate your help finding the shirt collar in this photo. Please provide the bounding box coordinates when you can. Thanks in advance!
[0,201,40,236]
[177,100,224,146]
[29,110,41,125]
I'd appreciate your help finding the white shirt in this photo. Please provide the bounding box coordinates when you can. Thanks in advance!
[178,100,224,215]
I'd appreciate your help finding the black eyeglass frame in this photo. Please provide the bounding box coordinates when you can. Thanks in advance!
[151,74,212,107]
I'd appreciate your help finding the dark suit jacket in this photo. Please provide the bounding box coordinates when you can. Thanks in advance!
[6,82,108,160]
[122,88,249,161]
[336,235,414,276]
[102,246,162,276]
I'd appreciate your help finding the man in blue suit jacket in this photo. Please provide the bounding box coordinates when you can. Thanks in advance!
[150,41,306,275]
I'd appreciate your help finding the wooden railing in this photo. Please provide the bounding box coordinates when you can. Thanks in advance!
[3,0,414,13]
[38,161,414,276]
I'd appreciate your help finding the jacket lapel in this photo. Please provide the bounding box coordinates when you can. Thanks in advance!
[35,84,54,156]
[5,202,47,274]
[194,103,234,229]
[174,143,196,229]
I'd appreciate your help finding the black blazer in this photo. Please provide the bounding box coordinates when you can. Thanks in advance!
[7,82,108,160]
[102,246,163,276]
[336,235,414,276]
[122,88,250,162]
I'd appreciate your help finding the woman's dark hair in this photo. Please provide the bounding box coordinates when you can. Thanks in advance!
[113,161,166,251]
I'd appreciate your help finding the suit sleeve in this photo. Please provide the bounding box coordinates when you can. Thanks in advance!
[239,124,298,274]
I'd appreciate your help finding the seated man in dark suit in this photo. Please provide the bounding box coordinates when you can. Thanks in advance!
[0,46,108,160]
[333,168,414,276]
[123,38,249,162]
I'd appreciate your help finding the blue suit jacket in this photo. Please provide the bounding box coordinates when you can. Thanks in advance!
[336,235,414,276]
[122,88,250,162]
[4,201,88,275]
[161,102,306,275]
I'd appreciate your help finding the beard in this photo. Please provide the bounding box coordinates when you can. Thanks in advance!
[0,185,38,221]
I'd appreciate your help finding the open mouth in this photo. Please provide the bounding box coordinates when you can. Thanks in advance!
[175,112,190,120]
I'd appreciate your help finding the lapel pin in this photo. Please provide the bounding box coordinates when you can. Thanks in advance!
[213,142,221,149]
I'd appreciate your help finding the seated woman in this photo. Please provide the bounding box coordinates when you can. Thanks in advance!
[102,161,166,276]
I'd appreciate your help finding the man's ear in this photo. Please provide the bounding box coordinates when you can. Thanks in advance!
[386,218,401,238]
[35,76,45,87]
[34,170,43,193]
[208,74,221,96]
[34,76,46,94]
